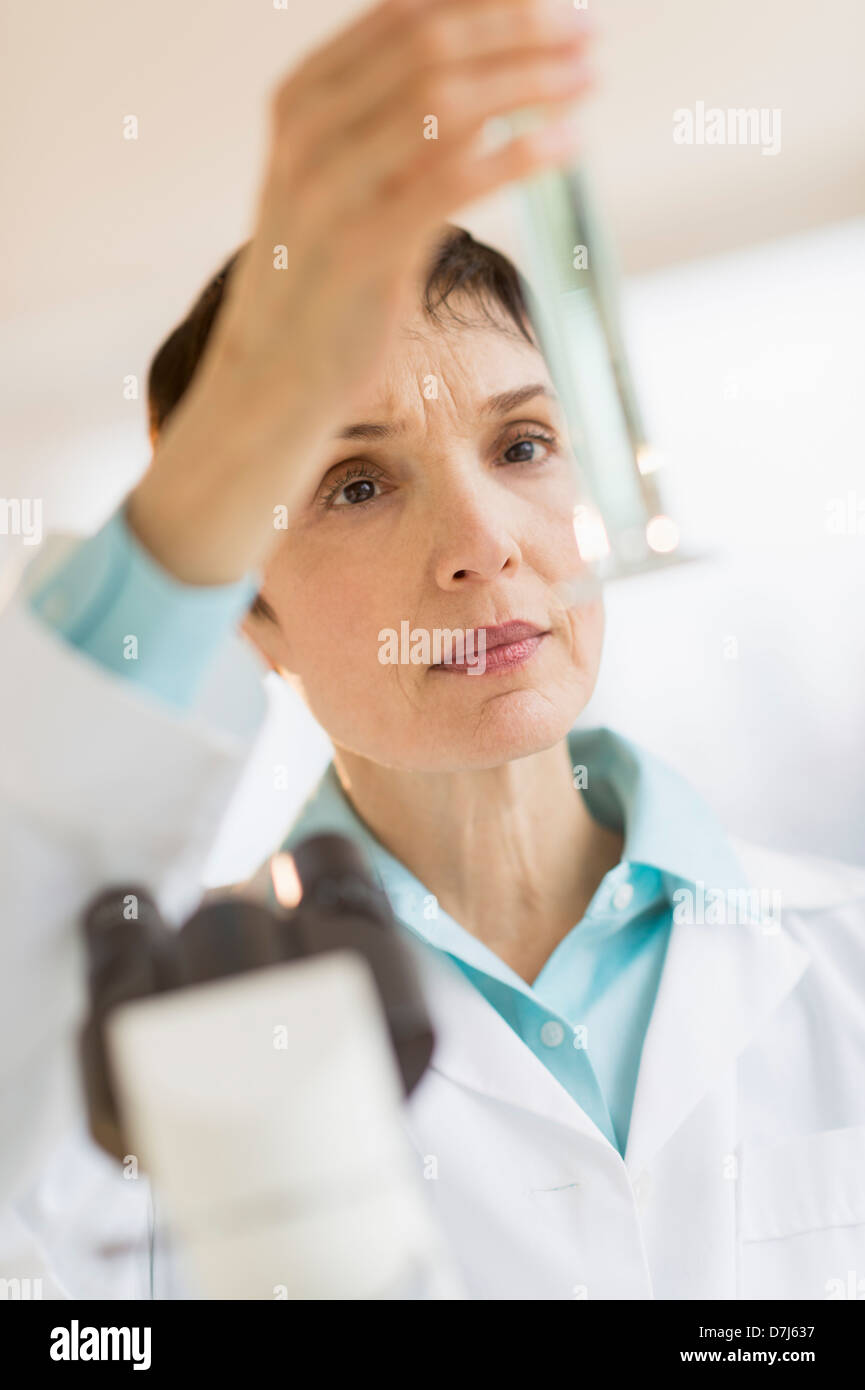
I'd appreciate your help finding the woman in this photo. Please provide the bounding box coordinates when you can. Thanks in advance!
[131,223,865,1304]
[4,0,865,1300]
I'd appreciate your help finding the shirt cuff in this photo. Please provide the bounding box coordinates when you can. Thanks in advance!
[27,503,261,709]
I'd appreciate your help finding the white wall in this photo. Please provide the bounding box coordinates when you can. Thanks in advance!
[588,217,865,866]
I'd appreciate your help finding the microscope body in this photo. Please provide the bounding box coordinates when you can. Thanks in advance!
[79,835,461,1299]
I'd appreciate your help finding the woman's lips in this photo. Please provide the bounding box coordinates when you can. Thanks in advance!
[431,623,550,676]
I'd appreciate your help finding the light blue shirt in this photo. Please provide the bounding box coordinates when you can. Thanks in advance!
[26,505,747,1157]
[277,727,748,1157]
[27,504,259,707]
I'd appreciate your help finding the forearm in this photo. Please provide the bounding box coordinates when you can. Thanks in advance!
[126,354,333,587]
[27,503,259,708]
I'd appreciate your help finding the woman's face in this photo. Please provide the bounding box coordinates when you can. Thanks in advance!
[249,295,605,773]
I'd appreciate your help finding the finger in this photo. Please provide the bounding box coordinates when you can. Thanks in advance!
[275,0,592,177]
[301,0,588,91]
[371,111,585,270]
[336,0,593,95]
[313,49,593,211]
[288,0,414,91]
[270,0,413,144]
[318,0,591,145]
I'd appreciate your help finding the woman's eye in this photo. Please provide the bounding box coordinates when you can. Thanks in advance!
[321,467,384,509]
[501,431,556,465]
[336,477,378,506]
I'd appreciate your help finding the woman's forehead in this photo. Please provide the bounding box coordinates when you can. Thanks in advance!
[348,318,553,427]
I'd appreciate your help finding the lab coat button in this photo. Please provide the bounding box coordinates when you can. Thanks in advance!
[540,1020,565,1048]
[612,881,634,910]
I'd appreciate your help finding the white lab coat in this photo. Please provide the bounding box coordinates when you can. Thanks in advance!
[2,584,864,1300]
[403,850,865,1299]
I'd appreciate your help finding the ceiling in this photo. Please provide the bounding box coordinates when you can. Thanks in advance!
[3,0,863,325]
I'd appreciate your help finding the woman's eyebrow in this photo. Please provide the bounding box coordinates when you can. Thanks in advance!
[481,383,554,416]
[333,383,553,441]
[335,419,396,442]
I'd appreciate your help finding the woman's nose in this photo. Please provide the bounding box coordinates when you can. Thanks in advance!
[430,479,523,589]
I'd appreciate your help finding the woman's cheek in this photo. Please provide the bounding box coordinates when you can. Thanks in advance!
[528,483,584,558]
[570,598,605,677]
[307,594,391,687]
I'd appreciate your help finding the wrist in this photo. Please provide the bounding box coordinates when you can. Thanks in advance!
[128,365,328,586]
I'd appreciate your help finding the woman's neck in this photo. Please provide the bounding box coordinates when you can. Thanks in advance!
[331,736,624,984]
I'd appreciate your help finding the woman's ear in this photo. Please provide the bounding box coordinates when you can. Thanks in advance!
[240,602,293,678]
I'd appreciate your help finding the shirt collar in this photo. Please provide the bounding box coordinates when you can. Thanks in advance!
[276,725,749,968]
[568,726,748,894]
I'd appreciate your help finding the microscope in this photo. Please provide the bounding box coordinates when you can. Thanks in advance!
[79,834,462,1299]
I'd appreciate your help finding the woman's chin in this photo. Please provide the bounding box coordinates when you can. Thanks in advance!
[366,683,591,772]
[463,688,584,761]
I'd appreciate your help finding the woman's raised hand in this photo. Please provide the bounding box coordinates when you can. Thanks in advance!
[129,0,595,584]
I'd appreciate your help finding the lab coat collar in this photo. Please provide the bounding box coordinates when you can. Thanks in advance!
[409,903,812,1177]
[408,937,614,1149]
[569,730,811,1171]
[404,891,813,1176]
[623,911,811,1173]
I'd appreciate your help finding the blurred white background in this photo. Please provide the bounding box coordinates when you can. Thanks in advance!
[1,0,863,875]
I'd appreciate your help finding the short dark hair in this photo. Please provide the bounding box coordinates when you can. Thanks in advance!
[146,224,538,442]
[146,225,539,622]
